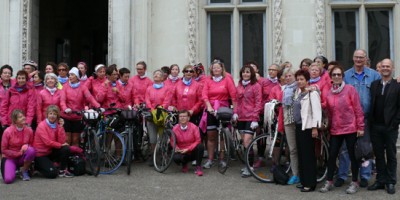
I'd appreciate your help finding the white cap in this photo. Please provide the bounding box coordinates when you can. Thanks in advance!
[95,64,105,72]
[69,67,80,80]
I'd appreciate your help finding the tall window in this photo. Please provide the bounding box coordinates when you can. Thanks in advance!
[206,0,267,77]
[330,0,394,70]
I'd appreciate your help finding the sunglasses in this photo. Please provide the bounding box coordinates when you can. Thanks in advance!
[58,68,67,72]
[183,70,194,73]
[331,73,342,77]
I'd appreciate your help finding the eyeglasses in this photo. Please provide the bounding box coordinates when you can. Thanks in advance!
[183,70,194,73]
[58,68,67,72]
[331,73,342,77]
[353,56,365,60]
[268,69,278,71]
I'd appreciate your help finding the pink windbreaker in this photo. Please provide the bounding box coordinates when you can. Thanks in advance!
[267,84,285,133]
[129,75,153,105]
[119,81,133,108]
[97,81,127,109]
[0,85,36,126]
[85,76,107,104]
[323,84,364,135]
[1,125,34,159]
[33,120,66,157]
[145,85,171,110]
[164,77,181,90]
[0,79,16,122]
[36,88,62,123]
[171,80,202,115]
[234,82,262,122]
[172,122,201,152]
[202,77,237,106]
[60,82,100,121]
[258,78,278,110]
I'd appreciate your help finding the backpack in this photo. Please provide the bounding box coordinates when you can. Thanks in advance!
[68,155,86,176]
[354,136,374,163]
[273,166,289,185]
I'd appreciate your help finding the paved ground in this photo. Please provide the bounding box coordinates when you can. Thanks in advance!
[0,158,398,200]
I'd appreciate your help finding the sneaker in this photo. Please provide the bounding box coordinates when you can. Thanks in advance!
[334,178,345,187]
[319,181,334,193]
[192,160,197,166]
[203,160,214,169]
[253,158,264,168]
[219,160,227,169]
[287,175,300,185]
[22,171,30,181]
[346,182,359,194]
[59,170,74,178]
[203,150,208,158]
[240,167,246,173]
[181,164,189,173]
[241,167,251,178]
[359,178,368,188]
[195,166,203,176]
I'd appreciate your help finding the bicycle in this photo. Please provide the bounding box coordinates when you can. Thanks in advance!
[117,108,138,175]
[316,128,329,182]
[245,100,291,183]
[136,103,152,162]
[153,107,177,173]
[230,124,245,163]
[96,107,126,174]
[214,107,232,174]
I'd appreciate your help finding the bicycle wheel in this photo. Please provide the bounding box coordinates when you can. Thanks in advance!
[232,128,245,163]
[245,134,275,183]
[316,138,329,182]
[153,129,176,173]
[277,134,291,174]
[85,129,101,176]
[217,128,231,174]
[99,130,126,174]
[125,127,133,175]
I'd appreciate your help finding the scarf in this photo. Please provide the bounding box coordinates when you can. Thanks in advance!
[212,76,223,82]
[69,81,80,89]
[241,80,250,86]
[58,76,68,84]
[118,79,127,86]
[168,75,179,83]
[282,82,297,106]
[16,126,24,131]
[180,124,188,131]
[153,82,164,89]
[140,72,148,79]
[45,86,57,95]
[14,84,27,93]
[46,118,57,129]
[80,74,88,81]
[111,82,116,87]
[309,76,321,84]
[331,81,345,94]
[182,78,192,86]
[195,75,203,81]
[34,82,44,87]
[267,76,278,84]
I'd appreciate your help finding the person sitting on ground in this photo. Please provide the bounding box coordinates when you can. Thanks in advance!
[172,110,204,176]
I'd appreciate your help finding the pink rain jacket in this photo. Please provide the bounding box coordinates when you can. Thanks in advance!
[234,82,262,122]
[129,75,153,105]
[33,120,66,157]
[1,125,34,159]
[36,89,62,122]
[172,122,201,152]
[171,80,202,115]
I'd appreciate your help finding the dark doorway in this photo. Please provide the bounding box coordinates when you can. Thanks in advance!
[39,0,108,74]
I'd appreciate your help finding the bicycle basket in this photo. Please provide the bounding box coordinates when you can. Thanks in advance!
[83,111,99,123]
[216,107,233,121]
[121,110,137,120]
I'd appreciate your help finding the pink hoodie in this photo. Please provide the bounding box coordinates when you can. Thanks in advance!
[145,85,171,110]
[129,75,153,105]
[60,82,100,121]
[36,88,62,123]
[0,85,36,126]
[202,77,237,106]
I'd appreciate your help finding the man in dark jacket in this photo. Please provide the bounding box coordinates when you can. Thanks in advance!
[368,58,400,194]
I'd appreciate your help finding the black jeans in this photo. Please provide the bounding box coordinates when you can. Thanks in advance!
[173,144,204,166]
[327,133,359,182]
[295,124,316,188]
[370,124,398,185]
[34,146,71,178]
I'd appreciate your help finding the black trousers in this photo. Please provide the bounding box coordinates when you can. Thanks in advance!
[327,133,359,182]
[295,124,316,188]
[34,146,71,178]
[370,124,398,185]
[173,144,204,166]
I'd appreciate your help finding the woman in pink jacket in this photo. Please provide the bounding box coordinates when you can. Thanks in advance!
[201,61,236,169]
[37,73,62,123]
[1,70,36,127]
[170,65,202,124]
[0,65,15,156]
[232,66,262,177]
[309,62,331,98]
[319,65,364,194]
[77,62,89,85]
[164,64,181,90]
[118,68,133,108]
[85,64,107,104]
[33,105,74,178]
[129,61,153,106]
[61,67,100,146]
[98,65,126,109]
[1,109,35,183]
[172,110,204,176]
[57,63,69,87]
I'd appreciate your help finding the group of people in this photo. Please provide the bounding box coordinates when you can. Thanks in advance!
[0,50,398,196]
